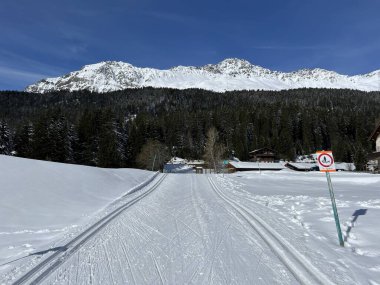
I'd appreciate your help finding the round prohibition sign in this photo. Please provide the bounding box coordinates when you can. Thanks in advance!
[318,153,334,167]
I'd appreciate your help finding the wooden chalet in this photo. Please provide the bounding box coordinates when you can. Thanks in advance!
[249,147,276,162]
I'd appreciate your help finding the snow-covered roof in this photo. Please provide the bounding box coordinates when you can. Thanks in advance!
[295,154,317,163]
[286,162,317,170]
[287,162,355,171]
[167,157,186,164]
[249,147,275,154]
[228,161,285,170]
[170,165,193,173]
[335,162,356,171]
[187,160,205,165]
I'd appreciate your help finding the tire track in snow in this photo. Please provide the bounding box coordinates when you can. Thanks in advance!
[115,230,137,285]
[151,253,164,285]
[157,206,203,239]
[185,176,237,284]
[103,244,116,285]
[190,175,210,244]
[208,176,335,285]
[206,225,230,285]
[185,175,215,284]
[173,217,185,284]
[123,227,149,285]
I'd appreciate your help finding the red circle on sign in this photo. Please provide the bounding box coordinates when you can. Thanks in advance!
[318,153,334,167]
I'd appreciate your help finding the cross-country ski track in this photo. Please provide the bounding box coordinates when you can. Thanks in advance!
[9,174,360,284]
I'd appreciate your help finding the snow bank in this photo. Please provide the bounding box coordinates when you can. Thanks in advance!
[0,155,152,267]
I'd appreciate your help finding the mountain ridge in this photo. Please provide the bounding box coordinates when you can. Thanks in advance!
[26,58,380,93]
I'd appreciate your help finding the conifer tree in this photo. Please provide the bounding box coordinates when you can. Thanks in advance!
[14,123,34,157]
[0,120,12,155]
[32,115,50,160]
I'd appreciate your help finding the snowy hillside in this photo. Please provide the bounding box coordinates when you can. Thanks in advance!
[0,155,152,275]
[26,58,380,93]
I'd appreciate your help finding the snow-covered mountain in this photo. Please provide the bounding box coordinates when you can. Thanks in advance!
[26,58,380,93]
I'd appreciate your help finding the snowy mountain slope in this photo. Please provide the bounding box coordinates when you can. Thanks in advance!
[26,58,380,93]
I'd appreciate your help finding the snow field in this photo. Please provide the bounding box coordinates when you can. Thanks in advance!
[208,177,335,285]
[38,174,300,284]
[216,170,380,284]
[1,155,379,284]
[0,155,152,280]
[11,174,166,285]
[18,173,369,284]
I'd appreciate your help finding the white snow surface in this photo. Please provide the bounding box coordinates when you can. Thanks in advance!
[229,161,286,169]
[1,156,380,284]
[225,170,380,284]
[0,155,152,274]
[25,58,380,93]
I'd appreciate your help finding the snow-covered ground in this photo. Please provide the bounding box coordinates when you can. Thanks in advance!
[1,156,379,284]
[217,170,380,283]
[0,155,152,276]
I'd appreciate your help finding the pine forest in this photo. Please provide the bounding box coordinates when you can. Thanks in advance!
[0,88,379,170]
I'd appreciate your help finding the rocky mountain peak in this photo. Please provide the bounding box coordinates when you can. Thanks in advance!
[25,59,380,93]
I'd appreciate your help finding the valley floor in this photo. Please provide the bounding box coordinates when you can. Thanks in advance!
[1,157,379,284]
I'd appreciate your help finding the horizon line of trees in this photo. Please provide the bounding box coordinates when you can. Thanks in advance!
[1,88,379,171]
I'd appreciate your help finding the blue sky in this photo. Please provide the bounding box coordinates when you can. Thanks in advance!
[1,0,379,90]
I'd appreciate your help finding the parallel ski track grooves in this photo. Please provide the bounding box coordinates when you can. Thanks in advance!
[12,174,167,285]
[208,176,335,285]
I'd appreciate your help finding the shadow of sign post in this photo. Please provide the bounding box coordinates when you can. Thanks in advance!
[345,209,367,242]
[0,246,68,267]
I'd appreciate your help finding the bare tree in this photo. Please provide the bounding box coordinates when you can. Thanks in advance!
[203,127,226,172]
[136,140,169,171]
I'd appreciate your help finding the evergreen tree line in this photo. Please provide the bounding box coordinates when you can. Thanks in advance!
[0,88,379,170]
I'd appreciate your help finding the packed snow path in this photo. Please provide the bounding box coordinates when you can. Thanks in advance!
[9,174,359,285]
[11,174,165,285]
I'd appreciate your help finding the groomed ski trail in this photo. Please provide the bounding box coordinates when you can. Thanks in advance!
[208,176,335,285]
[11,174,167,285]
[8,174,360,285]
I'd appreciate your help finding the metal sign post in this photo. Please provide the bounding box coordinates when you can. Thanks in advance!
[325,171,344,247]
[316,151,344,247]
